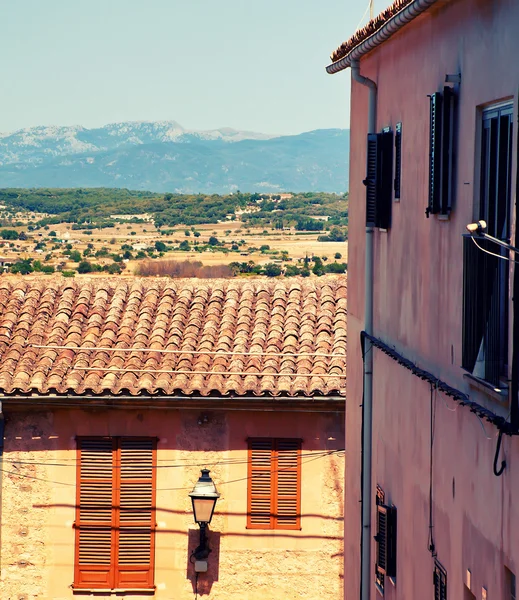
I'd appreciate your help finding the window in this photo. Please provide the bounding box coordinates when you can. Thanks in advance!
[394,122,402,200]
[375,486,397,593]
[434,560,447,600]
[364,129,393,229]
[247,438,301,530]
[506,567,516,600]
[462,103,513,386]
[74,437,156,590]
[427,86,456,217]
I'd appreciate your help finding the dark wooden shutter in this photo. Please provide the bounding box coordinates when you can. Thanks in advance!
[248,438,301,530]
[394,122,402,199]
[378,129,394,229]
[375,503,397,579]
[434,560,447,600]
[116,438,156,589]
[365,133,379,228]
[427,92,443,217]
[75,438,116,589]
[364,131,393,228]
[441,86,455,214]
[248,439,274,528]
[75,437,156,590]
[275,439,301,529]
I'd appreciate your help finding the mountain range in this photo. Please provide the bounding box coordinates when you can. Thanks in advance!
[0,121,349,193]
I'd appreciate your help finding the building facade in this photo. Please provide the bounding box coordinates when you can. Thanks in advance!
[328,0,519,598]
[0,277,346,600]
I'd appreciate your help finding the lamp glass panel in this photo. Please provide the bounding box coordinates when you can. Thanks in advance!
[193,498,216,523]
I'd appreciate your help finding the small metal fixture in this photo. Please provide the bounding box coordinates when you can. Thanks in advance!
[466,220,519,254]
[189,469,220,572]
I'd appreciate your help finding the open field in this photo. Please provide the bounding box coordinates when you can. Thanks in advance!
[0,194,348,278]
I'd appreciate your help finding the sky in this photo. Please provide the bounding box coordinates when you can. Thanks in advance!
[0,0,390,136]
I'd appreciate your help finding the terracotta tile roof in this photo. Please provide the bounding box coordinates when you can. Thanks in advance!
[0,277,347,398]
[331,0,418,63]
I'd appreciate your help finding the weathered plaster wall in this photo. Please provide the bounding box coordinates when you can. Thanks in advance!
[345,0,519,597]
[0,407,344,600]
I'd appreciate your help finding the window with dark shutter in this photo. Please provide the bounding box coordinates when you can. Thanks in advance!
[364,129,393,229]
[434,560,447,600]
[375,492,397,584]
[427,87,456,217]
[247,438,301,530]
[74,437,156,590]
[394,122,402,200]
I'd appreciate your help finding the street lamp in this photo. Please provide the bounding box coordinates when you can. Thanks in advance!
[466,219,519,254]
[189,469,220,572]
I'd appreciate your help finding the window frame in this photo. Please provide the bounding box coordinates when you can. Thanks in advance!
[73,436,157,591]
[246,437,302,531]
[462,101,514,388]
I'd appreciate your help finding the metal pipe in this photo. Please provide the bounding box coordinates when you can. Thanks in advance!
[326,0,440,75]
[351,58,376,600]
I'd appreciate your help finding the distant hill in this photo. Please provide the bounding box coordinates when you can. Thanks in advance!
[0,122,349,193]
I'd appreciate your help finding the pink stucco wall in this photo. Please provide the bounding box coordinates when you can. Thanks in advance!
[345,0,519,597]
[0,406,344,600]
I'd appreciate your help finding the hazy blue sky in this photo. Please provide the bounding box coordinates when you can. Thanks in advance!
[0,0,389,135]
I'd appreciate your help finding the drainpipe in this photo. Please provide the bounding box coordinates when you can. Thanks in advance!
[351,58,376,600]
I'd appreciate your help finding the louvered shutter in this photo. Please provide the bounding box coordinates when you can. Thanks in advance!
[378,129,394,229]
[441,86,455,214]
[247,438,301,530]
[376,505,388,575]
[394,122,402,199]
[116,438,156,589]
[75,437,156,590]
[375,503,397,579]
[365,134,379,227]
[427,92,443,217]
[275,439,301,529]
[75,438,116,588]
[248,439,274,528]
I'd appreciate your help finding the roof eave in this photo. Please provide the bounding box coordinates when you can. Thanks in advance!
[326,0,441,75]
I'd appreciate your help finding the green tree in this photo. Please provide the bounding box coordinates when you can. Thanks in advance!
[208,236,219,246]
[69,250,81,262]
[1,229,19,240]
[11,259,33,274]
[78,261,93,274]
[264,263,282,277]
[155,241,167,252]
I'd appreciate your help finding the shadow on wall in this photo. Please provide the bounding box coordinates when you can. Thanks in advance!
[186,528,220,596]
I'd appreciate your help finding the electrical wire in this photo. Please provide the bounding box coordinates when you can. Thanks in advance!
[31,344,347,359]
[71,366,345,378]
[2,448,344,468]
[470,235,519,264]
[355,0,372,30]
[1,448,345,492]
[427,383,436,557]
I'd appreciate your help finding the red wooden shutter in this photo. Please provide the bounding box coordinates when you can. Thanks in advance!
[247,438,301,530]
[74,437,156,590]
[116,438,156,589]
[248,439,274,528]
[274,439,301,529]
[74,438,116,589]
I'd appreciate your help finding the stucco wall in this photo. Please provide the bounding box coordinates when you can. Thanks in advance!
[345,0,519,597]
[0,407,344,600]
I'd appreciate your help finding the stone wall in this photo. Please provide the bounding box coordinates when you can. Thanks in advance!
[1,407,344,600]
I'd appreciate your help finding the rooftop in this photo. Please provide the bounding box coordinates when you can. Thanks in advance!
[0,277,347,398]
[329,0,440,67]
